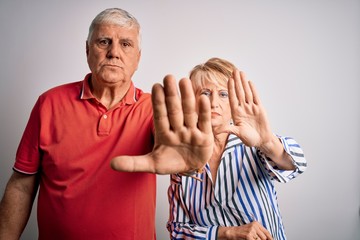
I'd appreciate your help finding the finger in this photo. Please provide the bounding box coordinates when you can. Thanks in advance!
[228,75,239,111]
[197,94,212,134]
[239,71,253,103]
[152,82,170,134]
[248,81,261,105]
[232,69,245,104]
[256,231,267,240]
[264,230,273,240]
[258,225,273,240]
[179,78,197,128]
[111,154,154,173]
[163,75,184,131]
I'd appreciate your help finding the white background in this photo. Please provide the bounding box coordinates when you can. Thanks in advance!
[0,1,359,239]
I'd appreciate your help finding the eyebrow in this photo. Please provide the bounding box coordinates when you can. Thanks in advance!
[121,37,136,44]
[94,36,135,43]
[197,88,211,94]
[200,88,228,92]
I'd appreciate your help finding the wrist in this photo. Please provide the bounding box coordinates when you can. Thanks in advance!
[217,226,233,240]
[258,135,282,158]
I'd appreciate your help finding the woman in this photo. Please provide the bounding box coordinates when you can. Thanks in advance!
[167,58,306,240]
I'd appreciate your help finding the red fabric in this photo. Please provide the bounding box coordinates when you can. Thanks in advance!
[14,74,156,239]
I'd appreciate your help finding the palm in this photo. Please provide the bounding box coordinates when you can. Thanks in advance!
[150,125,213,174]
[227,70,273,148]
[111,75,213,174]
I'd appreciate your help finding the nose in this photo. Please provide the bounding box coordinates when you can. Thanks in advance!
[106,43,121,59]
[210,94,219,108]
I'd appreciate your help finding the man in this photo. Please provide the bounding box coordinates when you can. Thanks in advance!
[0,8,212,240]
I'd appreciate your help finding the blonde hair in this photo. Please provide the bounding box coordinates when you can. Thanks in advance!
[189,57,236,89]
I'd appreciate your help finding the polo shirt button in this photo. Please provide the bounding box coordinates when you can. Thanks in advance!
[103,114,108,119]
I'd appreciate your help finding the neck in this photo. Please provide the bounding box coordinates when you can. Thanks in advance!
[208,132,229,182]
[90,77,131,109]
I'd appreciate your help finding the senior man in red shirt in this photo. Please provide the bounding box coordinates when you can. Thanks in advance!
[0,8,212,240]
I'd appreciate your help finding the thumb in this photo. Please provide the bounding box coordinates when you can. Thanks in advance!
[111,154,155,173]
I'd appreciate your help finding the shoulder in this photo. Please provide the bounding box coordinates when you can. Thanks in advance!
[39,81,82,101]
[133,87,153,111]
[134,87,151,102]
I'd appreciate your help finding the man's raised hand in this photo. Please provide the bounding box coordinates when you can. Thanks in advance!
[111,75,213,175]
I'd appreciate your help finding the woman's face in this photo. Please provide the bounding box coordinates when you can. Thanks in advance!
[194,80,232,128]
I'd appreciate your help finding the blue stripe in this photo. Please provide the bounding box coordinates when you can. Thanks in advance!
[199,179,206,225]
[235,144,254,219]
[208,226,214,239]
[167,135,306,239]
[173,229,206,239]
[242,151,266,225]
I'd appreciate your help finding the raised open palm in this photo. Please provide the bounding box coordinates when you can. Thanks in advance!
[226,70,274,148]
[111,75,213,174]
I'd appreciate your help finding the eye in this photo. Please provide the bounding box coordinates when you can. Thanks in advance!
[200,89,211,97]
[119,40,136,52]
[121,42,131,47]
[97,38,111,48]
[219,90,228,98]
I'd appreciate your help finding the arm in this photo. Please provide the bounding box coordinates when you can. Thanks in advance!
[258,136,307,183]
[0,171,39,240]
[111,75,213,175]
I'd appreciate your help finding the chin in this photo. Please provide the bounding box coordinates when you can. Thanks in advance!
[100,72,125,83]
[211,121,222,128]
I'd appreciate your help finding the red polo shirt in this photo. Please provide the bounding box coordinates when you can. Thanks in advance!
[14,74,156,239]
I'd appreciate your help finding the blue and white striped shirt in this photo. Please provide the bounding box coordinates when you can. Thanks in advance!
[167,134,306,240]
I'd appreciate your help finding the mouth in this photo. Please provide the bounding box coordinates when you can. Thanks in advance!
[103,64,121,68]
[211,112,221,117]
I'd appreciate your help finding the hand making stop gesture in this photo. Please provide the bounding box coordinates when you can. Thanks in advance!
[111,75,213,175]
[224,69,275,148]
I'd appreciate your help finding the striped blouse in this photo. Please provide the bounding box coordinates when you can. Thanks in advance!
[167,134,306,240]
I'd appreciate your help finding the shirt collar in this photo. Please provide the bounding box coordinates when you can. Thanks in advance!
[80,73,138,105]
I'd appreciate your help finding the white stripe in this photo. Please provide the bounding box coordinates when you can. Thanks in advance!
[13,167,38,175]
[167,135,307,239]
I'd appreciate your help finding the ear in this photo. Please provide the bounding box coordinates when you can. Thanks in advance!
[138,49,141,60]
[86,41,89,56]
[135,50,142,71]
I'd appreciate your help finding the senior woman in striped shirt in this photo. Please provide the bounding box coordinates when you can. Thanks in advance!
[167,58,307,240]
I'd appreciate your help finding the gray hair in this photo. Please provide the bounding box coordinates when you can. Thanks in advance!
[87,8,141,49]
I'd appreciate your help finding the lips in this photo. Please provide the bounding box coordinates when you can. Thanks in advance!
[104,64,120,68]
[211,112,221,117]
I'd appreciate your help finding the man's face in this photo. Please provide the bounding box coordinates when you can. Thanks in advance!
[86,24,141,86]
